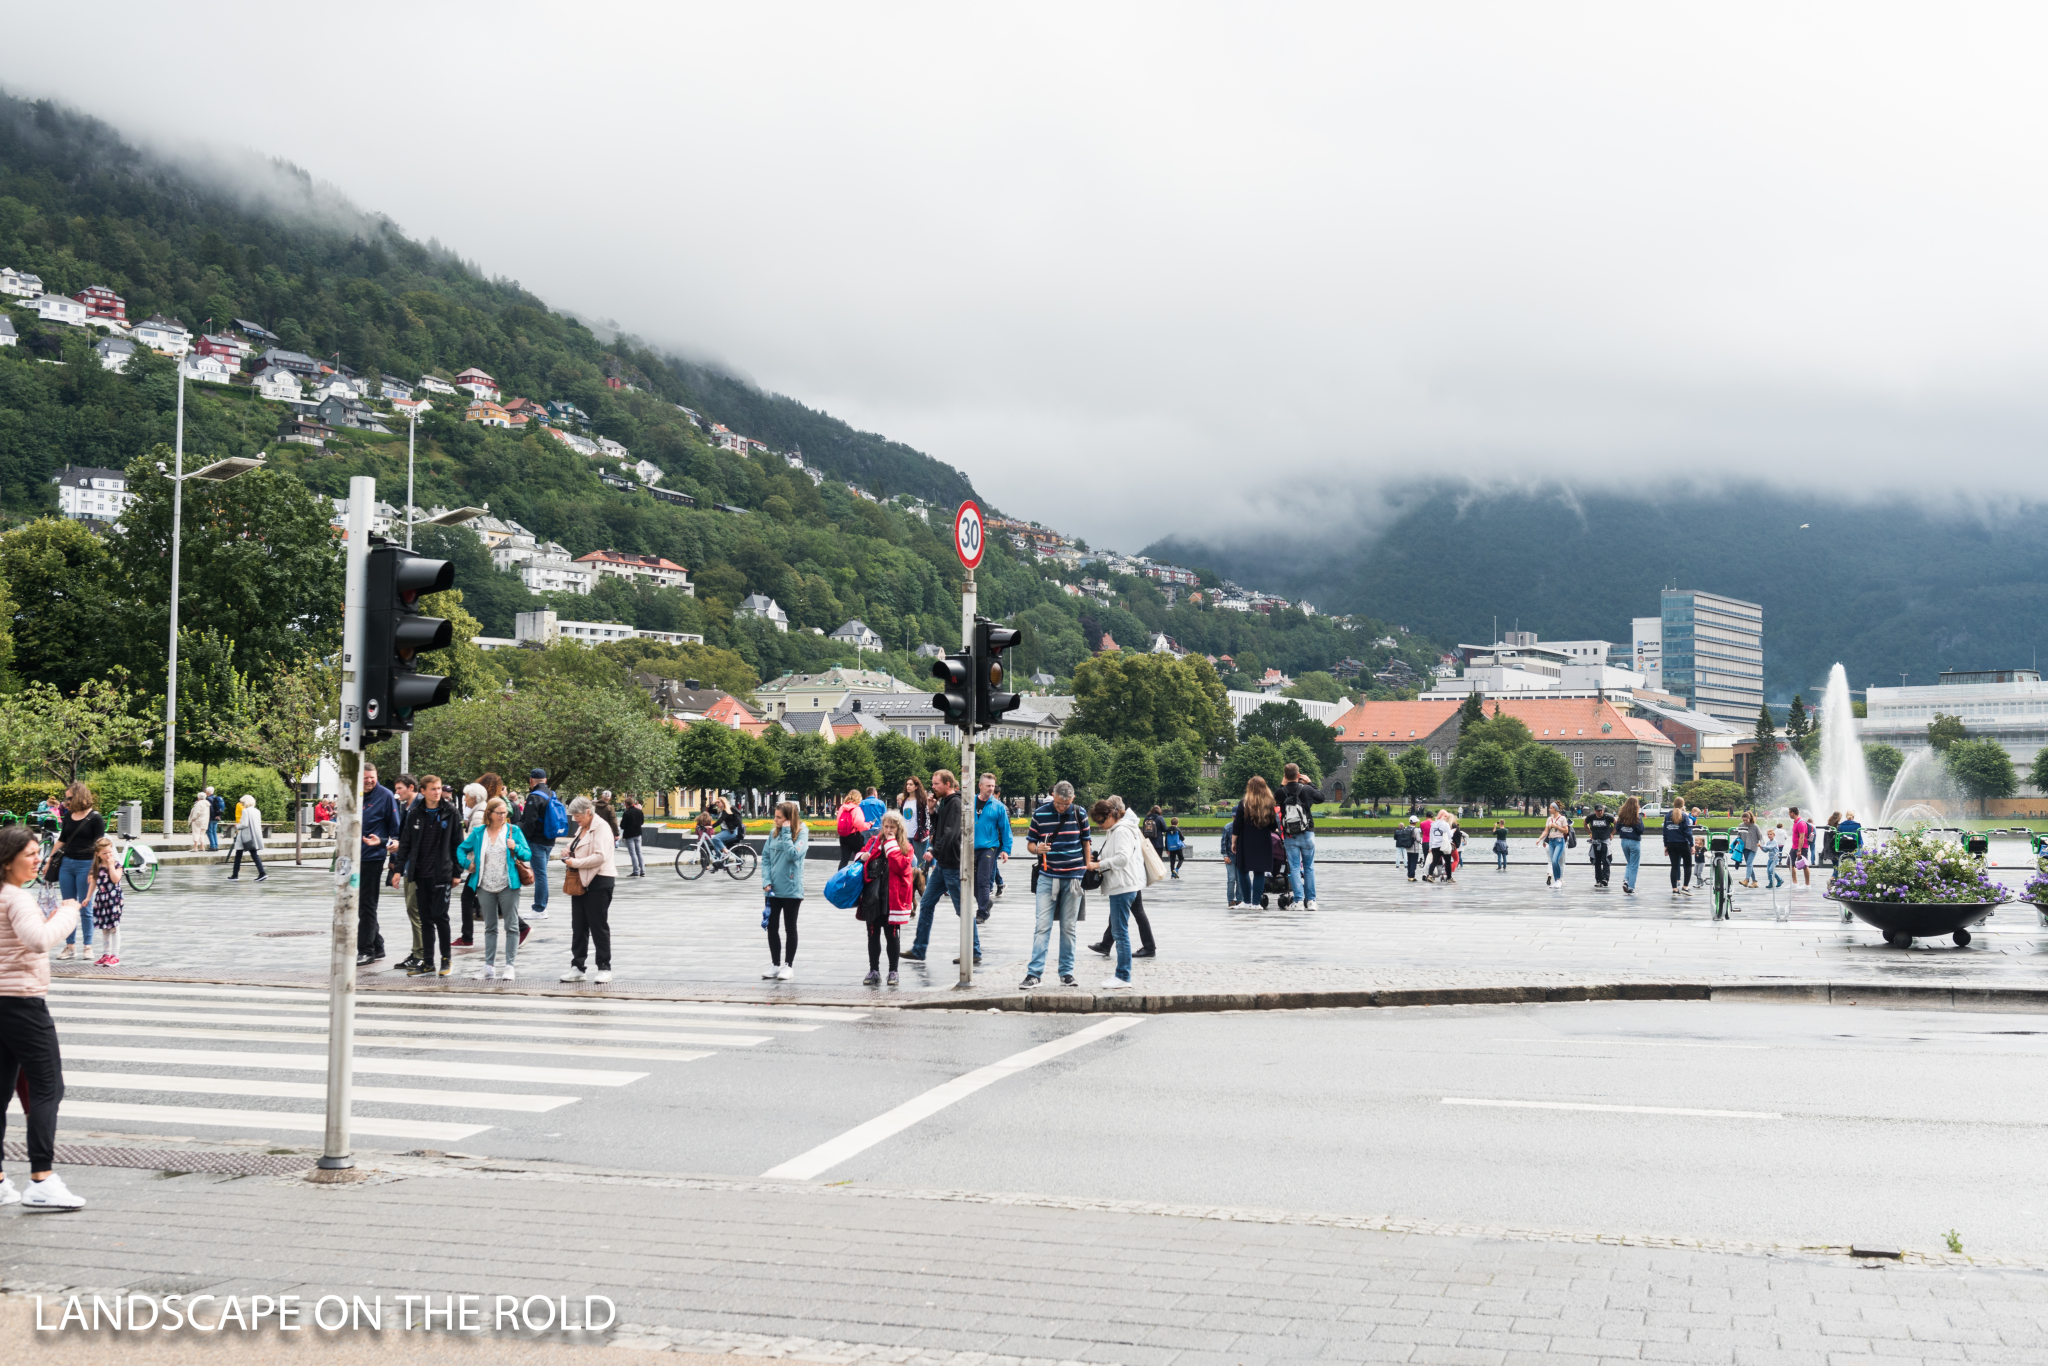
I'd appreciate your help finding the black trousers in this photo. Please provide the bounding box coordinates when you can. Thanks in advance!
[1405,849,1420,878]
[767,896,801,966]
[1092,892,1155,952]
[0,996,63,1173]
[231,846,265,878]
[358,863,387,958]
[571,876,615,971]
[1590,840,1611,885]
[460,881,479,940]
[417,880,452,968]
[1167,849,1184,874]
[1669,846,1692,887]
[867,919,901,972]
[838,834,864,868]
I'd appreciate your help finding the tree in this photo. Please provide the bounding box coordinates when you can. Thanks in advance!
[1516,745,1577,808]
[1785,694,1809,749]
[1283,671,1346,704]
[176,628,253,783]
[978,738,1050,805]
[1353,746,1404,811]
[405,679,674,796]
[829,732,882,798]
[1396,746,1439,802]
[1747,702,1778,798]
[674,721,744,802]
[0,672,156,784]
[735,732,782,805]
[1220,736,1286,801]
[917,734,960,781]
[1927,712,1968,753]
[1456,741,1516,810]
[1048,733,1109,794]
[0,517,117,693]
[1237,700,1341,778]
[415,588,501,702]
[231,653,339,865]
[1679,777,1747,813]
[778,733,834,808]
[1945,738,2016,816]
[1109,743,1159,811]
[1278,736,1322,787]
[1069,652,1233,754]
[1862,742,1905,792]
[1154,740,1201,810]
[1456,691,1487,732]
[1454,708,1534,772]
[873,731,921,798]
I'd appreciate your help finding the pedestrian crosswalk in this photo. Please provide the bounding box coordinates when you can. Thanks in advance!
[11,980,860,1144]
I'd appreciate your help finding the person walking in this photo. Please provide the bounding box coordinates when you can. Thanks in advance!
[186,791,210,853]
[1820,811,1843,869]
[560,796,619,985]
[85,838,125,967]
[357,763,399,967]
[227,793,267,883]
[859,787,887,830]
[1144,805,1168,862]
[1614,796,1645,895]
[0,823,86,1210]
[519,768,563,920]
[1277,762,1323,910]
[759,801,809,981]
[862,810,914,986]
[1789,806,1812,886]
[972,772,1011,925]
[454,781,488,947]
[1492,817,1510,872]
[1736,810,1763,888]
[907,770,976,964]
[1541,802,1571,888]
[206,787,225,852]
[1164,818,1185,877]
[1765,821,1788,889]
[387,774,425,970]
[456,796,531,981]
[835,790,870,867]
[620,797,647,877]
[1584,804,1615,888]
[1090,797,1158,959]
[1423,809,1450,882]
[900,777,930,864]
[1021,781,1089,989]
[1663,799,1694,895]
[403,776,462,978]
[1087,797,1145,990]
[48,784,102,959]
[1227,776,1281,908]
[1396,814,1421,880]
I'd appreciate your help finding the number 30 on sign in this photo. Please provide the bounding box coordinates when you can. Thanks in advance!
[953,500,985,570]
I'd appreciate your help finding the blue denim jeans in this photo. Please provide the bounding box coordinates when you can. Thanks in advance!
[1546,837,1566,881]
[1766,850,1783,888]
[59,858,91,945]
[1107,890,1136,982]
[529,840,554,912]
[1029,875,1082,979]
[207,819,219,852]
[1622,839,1642,890]
[1235,866,1269,905]
[911,866,977,958]
[1284,832,1316,903]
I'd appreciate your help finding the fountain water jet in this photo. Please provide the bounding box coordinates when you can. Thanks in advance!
[1771,663,1943,827]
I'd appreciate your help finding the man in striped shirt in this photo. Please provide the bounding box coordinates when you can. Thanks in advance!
[1021,781,1090,989]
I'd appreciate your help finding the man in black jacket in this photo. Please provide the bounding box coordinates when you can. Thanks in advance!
[403,775,464,977]
[1584,804,1615,888]
[905,770,977,965]
[1278,762,1324,910]
[520,767,558,919]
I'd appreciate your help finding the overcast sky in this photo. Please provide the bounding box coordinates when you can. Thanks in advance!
[12,4,2048,550]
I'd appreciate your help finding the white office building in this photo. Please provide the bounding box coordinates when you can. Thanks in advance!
[1864,668,2048,792]
[513,611,702,648]
[1632,617,1663,692]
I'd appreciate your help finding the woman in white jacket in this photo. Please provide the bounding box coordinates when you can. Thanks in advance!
[1086,797,1147,991]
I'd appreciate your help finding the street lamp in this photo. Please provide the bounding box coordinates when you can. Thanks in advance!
[392,402,486,773]
[160,360,266,837]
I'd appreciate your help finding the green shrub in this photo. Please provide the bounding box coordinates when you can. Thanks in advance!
[0,780,63,820]
[82,762,294,825]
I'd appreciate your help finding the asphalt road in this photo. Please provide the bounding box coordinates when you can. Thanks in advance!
[23,988,2048,1262]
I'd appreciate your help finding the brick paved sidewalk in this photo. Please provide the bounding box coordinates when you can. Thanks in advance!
[6,1154,2047,1365]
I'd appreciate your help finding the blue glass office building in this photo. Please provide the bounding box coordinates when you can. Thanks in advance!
[1659,589,1763,726]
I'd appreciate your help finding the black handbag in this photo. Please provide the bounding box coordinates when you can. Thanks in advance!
[1081,868,1103,891]
[856,849,890,924]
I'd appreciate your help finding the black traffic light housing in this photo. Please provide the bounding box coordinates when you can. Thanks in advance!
[931,650,974,731]
[362,545,454,736]
[973,618,1024,729]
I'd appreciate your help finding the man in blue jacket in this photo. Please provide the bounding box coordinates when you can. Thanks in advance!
[520,768,558,918]
[357,762,400,966]
[859,786,886,830]
[973,771,1012,924]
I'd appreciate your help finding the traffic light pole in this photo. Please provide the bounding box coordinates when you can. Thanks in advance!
[316,475,373,1178]
[958,569,976,989]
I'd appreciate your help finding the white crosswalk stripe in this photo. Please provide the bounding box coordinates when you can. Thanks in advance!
[28,980,857,1144]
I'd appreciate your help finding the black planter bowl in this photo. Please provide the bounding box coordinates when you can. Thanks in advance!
[1827,896,2000,947]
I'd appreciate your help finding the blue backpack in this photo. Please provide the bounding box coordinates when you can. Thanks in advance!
[540,791,571,840]
[823,860,866,909]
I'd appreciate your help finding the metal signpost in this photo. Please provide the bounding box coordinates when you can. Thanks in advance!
[953,501,985,988]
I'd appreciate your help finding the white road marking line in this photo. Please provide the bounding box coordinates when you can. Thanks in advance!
[63,1071,577,1112]
[762,1017,1145,1181]
[1442,1098,1783,1119]
[3,1096,488,1142]
[50,981,856,1021]
[60,1045,644,1086]
[55,1022,714,1062]
[54,991,816,1032]
[1490,1038,1770,1050]
[51,1006,770,1046]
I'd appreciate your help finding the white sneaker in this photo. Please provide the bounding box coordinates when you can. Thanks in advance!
[499,966,516,981]
[1305,900,1319,910]
[762,965,782,979]
[472,964,495,980]
[1100,976,1133,990]
[593,969,613,984]
[560,968,585,982]
[0,1175,18,1206]
[21,1173,84,1211]
[776,965,794,981]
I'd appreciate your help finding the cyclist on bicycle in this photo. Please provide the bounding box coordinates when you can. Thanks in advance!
[716,799,745,859]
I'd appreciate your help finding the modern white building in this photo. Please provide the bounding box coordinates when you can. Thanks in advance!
[515,553,597,596]
[1632,617,1663,692]
[1660,589,1764,727]
[574,549,693,593]
[1224,689,1342,724]
[132,316,191,356]
[513,611,703,648]
[1864,668,2048,792]
[19,293,83,326]
[52,466,133,524]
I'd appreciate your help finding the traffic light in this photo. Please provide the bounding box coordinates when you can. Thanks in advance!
[973,618,1024,730]
[931,650,974,731]
[362,545,454,736]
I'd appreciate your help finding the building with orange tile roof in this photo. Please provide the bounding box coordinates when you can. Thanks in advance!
[1330,696,1674,801]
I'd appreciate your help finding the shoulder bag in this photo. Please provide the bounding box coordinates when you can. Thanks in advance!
[561,833,587,897]
[1140,836,1167,886]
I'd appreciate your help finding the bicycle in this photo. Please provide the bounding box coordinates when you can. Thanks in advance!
[675,835,757,880]
[1706,830,1732,920]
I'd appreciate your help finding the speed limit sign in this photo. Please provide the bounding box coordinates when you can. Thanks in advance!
[953,500,985,570]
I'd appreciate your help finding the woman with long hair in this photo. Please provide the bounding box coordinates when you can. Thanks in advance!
[1541,802,1571,888]
[759,801,809,981]
[49,783,102,959]
[835,789,870,867]
[456,796,532,981]
[1228,776,1280,908]
[0,823,85,1209]
[1614,796,1645,895]
[900,777,930,864]
[862,810,915,987]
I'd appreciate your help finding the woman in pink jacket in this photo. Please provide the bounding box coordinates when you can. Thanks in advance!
[0,823,86,1210]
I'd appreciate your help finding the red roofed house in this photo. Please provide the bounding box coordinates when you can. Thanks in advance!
[464,398,512,428]
[1329,696,1675,801]
[573,549,693,595]
[455,367,499,401]
[72,285,127,325]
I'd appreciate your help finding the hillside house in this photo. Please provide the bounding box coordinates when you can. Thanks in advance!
[316,395,391,434]
[133,316,190,356]
[502,397,548,425]
[0,317,13,347]
[737,594,789,632]
[455,367,499,400]
[709,423,748,453]
[380,375,413,401]
[178,352,234,385]
[329,498,400,536]
[194,333,248,367]
[72,285,126,324]
[646,486,695,508]
[0,268,43,298]
[251,365,304,402]
[22,294,86,326]
[830,619,883,652]
[548,400,589,426]
[280,416,335,448]
[52,466,133,524]
[597,436,630,461]
[258,348,319,376]
[235,319,281,343]
[465,399,512,428]
[508,550,595,595]
[310,374,360,402]
[417,374,457,396]
[631,459,664,486]
[94,337,135,372]
[389,397,433,422]
[573,549,693,593]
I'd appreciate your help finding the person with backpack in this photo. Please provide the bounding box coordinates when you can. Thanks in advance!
[1164,818,1185,878]
[1663,798,1694,896]
[859,811,914,986]
[1614,796,1645,895]
[905,770,974,964]
[1277,762,1323,910]
[1491,818,1510,871]
[1584,804,1615,888]
[207,787,226,852]
[835,790,870,868]
[759,801,809,981]
[1394,815,1420,880]
[520,768,568,920]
